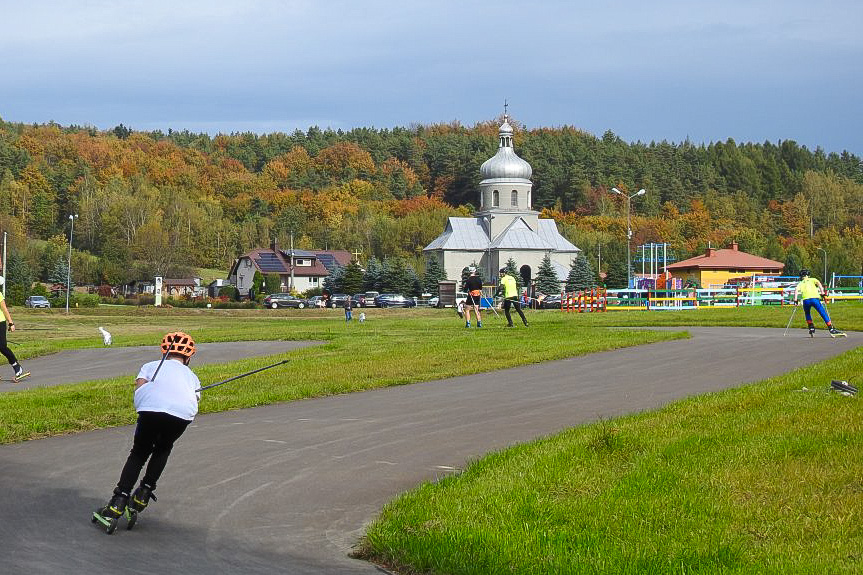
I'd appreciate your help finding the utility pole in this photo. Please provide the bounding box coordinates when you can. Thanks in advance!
[611,188,646,288]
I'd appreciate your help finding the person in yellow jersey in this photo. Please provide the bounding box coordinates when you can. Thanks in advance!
[793,269,844,337]
[496,268,528,328]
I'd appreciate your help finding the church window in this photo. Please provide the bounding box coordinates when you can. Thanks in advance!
[493,190,499,207]
[511,190,518,206]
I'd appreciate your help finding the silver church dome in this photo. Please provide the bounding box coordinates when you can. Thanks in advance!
[479,117,532,181]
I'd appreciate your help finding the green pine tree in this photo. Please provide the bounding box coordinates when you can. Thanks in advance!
[566,253,595,292]
[323,264,344,294]
[535,254,561,294]
[363,256,384,292]
[341,260,365,294]
[422,256,446,295]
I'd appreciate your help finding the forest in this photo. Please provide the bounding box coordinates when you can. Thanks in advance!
[1,115,862,299]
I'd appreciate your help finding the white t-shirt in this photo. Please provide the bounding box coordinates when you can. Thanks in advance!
[134,358,201,421]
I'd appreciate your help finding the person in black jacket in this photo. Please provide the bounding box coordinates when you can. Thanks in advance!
[463,267,484,328]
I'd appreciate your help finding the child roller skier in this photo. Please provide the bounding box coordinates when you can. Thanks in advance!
[94,332,200,532]
[793,269,845,338]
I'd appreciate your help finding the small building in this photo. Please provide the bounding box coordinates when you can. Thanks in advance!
[664,242,784,288]
[163,278,200,297]
[228,242,351,296]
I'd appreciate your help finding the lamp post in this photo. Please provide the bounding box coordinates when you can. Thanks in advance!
[816,247,827,285]
[611,187,646,288]
[65,214,78,313]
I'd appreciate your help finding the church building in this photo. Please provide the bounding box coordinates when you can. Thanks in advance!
[423,114,580,285]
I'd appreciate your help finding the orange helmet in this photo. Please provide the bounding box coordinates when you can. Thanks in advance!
[160,332,196,358]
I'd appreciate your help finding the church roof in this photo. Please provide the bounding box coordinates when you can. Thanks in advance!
[490,218,556,250]
[423,218,489,251]
[479,115,532,181]
[536,219,580,252]
[423,216,580,254]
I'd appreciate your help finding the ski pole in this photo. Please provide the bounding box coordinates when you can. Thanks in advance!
[783,304,798,337]
[196,359,290,392]
[150,336,176,383]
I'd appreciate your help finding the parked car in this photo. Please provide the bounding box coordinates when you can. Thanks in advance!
[362,291,380,307]
[327,294,350,308]
[306,295,326,308]
[263,293,307,309]
[429,291,467,308]
[25,295,51,309]
[373,293,417,308]
[538,294,563,309]
[350,294,366,308]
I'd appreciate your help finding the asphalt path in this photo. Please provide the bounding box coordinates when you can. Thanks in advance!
[0,340,320,392]
[0,327,857,574]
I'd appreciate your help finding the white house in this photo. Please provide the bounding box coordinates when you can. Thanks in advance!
[229,242,351,296]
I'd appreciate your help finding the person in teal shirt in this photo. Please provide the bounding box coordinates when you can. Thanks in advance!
[496,268,528,328]
[793,269,843,337]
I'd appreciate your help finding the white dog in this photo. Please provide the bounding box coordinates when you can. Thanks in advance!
[98,326,112,346]
[359,312,366,323]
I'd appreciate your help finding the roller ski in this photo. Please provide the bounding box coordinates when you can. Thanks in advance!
[125,483,156,529]
[92,490,130,534]
[2,365,30,383]
[831,380,858,395]
[828,327,846,338]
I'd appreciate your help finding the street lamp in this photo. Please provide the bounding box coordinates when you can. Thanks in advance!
[816,247,827,285]
[611,187,646,288]
[65,214,78,313]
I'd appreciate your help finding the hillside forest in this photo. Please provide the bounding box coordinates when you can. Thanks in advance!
[1,116,862,299]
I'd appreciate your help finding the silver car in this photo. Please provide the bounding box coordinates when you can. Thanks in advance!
[25,295,51,308]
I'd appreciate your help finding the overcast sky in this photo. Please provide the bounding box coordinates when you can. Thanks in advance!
[2,1,861,154]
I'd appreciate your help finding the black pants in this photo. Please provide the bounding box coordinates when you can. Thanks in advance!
[117,411,190,494]
[503,298,528,326]
[0,322,17,366]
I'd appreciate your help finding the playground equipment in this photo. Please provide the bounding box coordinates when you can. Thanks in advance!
[563,287,608,312]
[828,274,863,301]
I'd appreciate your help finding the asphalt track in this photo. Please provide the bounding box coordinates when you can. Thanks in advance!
[0,327,857,574]
[0,340,319,392]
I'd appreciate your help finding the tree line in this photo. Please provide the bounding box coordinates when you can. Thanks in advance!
[0,116,861,300]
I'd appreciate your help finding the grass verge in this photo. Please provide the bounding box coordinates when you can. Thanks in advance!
[357,346,863,574]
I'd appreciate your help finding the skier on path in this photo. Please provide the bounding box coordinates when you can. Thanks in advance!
[94,332,200,530]
[0,286,27,381]
[793,269,844,337]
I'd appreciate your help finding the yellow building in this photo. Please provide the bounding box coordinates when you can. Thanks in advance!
[664,242,784,288]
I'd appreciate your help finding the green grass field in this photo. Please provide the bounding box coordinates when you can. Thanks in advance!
[4,303,861,574]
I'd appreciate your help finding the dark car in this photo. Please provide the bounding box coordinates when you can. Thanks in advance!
[373,293,417,308]
[538,294,563,309]
[263,293,307,309]
[25,295,51,309]
[350,294,366,308]
[327,294,350,308]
